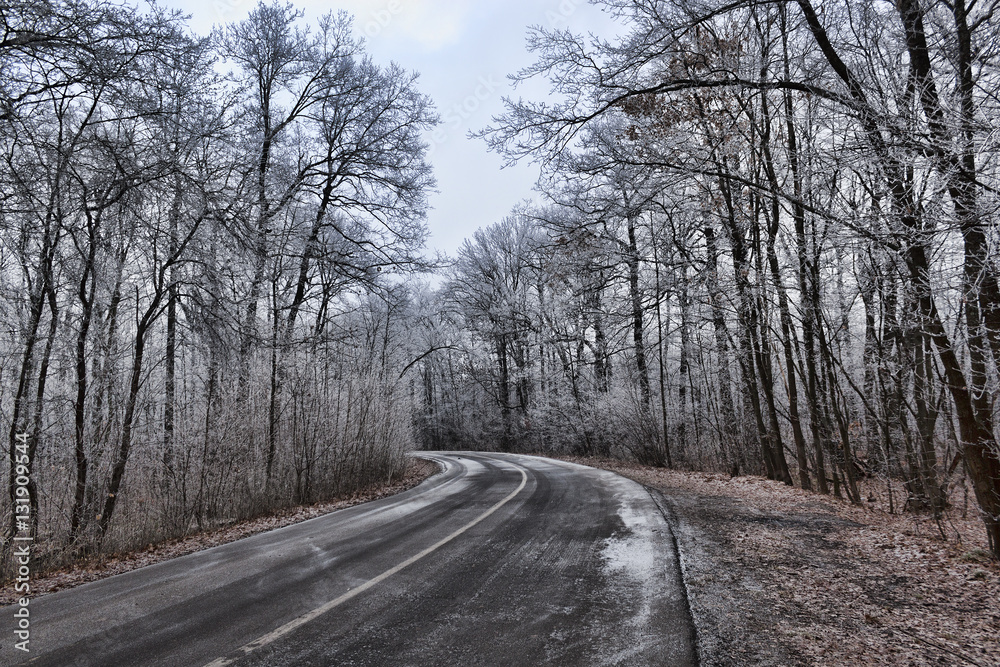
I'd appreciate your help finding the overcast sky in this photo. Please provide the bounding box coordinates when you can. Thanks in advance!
[165,0,622,257]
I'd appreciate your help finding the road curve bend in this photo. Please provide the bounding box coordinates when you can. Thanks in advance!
[2,452,697,666]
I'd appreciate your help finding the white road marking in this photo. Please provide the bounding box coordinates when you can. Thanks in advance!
[204,460,528,667]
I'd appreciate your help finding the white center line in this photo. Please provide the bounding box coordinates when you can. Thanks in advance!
[204,461,528,667]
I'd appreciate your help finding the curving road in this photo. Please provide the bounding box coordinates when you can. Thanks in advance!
[2,453,697,666]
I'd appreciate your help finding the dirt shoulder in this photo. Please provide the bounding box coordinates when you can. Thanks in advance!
[563,456,1000,667]
[1,456,439,606]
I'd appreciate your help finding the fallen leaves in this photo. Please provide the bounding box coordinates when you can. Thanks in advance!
[564,455,1000,667]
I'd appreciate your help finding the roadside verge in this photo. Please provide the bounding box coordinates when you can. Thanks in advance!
[0,457,439,606]
[563,455,1000,667]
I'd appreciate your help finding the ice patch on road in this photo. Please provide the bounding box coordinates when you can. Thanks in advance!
[596,488,668,663]
[601,500,661,583]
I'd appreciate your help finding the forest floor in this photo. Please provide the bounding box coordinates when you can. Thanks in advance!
[0,457,439,606]
[564,455,1000,667]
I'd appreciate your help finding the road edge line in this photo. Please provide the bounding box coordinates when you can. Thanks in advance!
[643,486,702,667]
[204,461,528,667]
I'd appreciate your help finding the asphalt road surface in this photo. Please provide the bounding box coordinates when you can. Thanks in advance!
[1,452,698,666]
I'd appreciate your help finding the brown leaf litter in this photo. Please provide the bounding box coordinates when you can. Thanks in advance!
[6,452,997,667]
[564,456,1000,667]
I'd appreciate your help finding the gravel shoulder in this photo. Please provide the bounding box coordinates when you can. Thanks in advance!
[563,456,1000,667]
[0,457,439,606]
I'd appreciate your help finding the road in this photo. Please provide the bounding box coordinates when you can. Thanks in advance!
[1,452,698,666]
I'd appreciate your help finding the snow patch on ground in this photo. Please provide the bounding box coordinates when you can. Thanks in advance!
[601,499,661,584]
[596,484,670,664]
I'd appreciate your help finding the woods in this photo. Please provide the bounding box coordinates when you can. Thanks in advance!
[4,0,1000,579]
[0,0,436,565]
[411,0,1000,558]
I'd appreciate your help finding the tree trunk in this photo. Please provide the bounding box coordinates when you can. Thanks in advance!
[626,210,650,406]
[497,334,512,452]
[703,224,739,471]
[759,62,810,488]
[71,213,99,541]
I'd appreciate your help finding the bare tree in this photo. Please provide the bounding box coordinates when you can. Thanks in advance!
[474,0,1000,554]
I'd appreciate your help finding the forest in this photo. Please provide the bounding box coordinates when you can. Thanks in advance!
[2,0,1000,577]
[444,0,1000,560]
[0,0,436,565]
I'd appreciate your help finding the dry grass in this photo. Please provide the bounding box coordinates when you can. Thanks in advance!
[0,457,439,606]
[563,456,1000,667]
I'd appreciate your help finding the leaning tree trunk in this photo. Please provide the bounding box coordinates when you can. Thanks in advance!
[893,0,1000,555]
[759,71,811,489]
